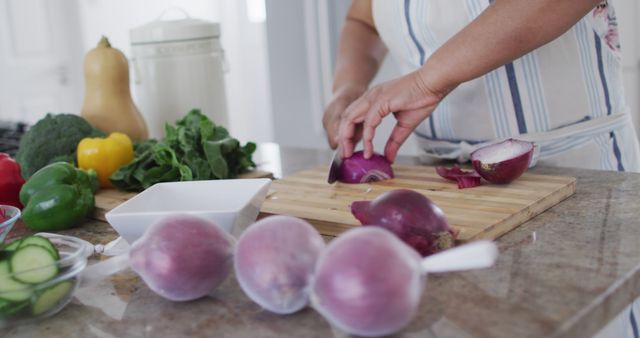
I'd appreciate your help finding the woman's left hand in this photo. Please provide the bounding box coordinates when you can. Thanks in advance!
[338,70,446,163]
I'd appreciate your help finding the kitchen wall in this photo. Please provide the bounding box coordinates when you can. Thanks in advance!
[0,0,85,122]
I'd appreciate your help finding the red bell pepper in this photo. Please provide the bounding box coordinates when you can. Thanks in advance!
[0,153,25,208]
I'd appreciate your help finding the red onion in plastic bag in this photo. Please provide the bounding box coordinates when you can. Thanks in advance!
[311,227,498,337]
[129,214,234,301]
[234,215,325,314]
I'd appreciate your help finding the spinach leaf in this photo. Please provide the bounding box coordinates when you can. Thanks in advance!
[109,109,256,191]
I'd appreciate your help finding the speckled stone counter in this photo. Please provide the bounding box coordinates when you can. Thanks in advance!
[5,145,640,338]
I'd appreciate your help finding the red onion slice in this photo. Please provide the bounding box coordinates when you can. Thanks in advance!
[338,151,394,184]
[435,165,482,189]
[470,139,534,184]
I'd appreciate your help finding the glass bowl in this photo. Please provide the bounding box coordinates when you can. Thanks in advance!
[0,205,21,243]
[0,233,92,327]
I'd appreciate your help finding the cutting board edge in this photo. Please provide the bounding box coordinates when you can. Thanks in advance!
[466,177,577,241]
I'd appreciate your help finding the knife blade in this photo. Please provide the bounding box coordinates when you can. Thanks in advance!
[327,147,342,184]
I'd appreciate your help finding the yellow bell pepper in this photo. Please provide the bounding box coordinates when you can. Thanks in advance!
[77,132,134,188]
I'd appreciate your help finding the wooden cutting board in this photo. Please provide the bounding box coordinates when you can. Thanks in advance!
[260,165,576,242]
[91,170,274,222]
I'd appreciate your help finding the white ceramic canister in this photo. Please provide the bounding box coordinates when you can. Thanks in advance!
[130,10,229,138]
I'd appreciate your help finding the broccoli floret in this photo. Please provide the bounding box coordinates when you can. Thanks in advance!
[16,113,105,179]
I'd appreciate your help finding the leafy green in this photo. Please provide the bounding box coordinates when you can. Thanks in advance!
[110,109,256,191]
[16,114,105,179]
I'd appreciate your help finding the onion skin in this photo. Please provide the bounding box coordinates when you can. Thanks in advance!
[234,215,326,314]
[311,227,423,337]
[351,189,457,257]
[338,151,394,184]
[129,215,234,302]
[471,139,534,184]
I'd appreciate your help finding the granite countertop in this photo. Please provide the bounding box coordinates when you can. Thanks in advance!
[5,144,640,338]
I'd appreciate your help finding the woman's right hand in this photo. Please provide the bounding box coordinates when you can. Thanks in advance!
[322,85,367,149]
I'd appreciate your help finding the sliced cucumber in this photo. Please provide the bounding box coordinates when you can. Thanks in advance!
[0,299,11,313]
[10,245,58,284]
[2,239,21,251]
[31,281,73,316]
[18,236,59,260]
[0,250,11,260]
[0,261,32,302]
[0,299,29,316]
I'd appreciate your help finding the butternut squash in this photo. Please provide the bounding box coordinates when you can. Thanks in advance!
[81,36,148,140]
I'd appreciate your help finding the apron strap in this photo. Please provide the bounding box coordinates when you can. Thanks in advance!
[416,110,632,166]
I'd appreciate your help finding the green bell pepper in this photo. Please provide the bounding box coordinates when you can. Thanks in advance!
[20,162,98,231]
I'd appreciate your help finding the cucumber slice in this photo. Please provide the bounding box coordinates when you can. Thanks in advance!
[0,299,29,316]
[31,281,73,316]
[0,250,11,260]
[18,236,59,260]
[2,239,21,252]
[0,261,32,302]
[10,245,58,284]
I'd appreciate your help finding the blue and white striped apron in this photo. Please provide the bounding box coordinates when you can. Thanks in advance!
[372,0,640,173]
[372,1,640,337]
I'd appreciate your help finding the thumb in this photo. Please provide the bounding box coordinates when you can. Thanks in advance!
[384,122,415,163]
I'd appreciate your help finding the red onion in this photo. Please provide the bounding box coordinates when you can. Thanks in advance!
[311,227,498,337]
[351,189,457,256]
[311,227,423,337]
[234,215,326,314]
[338,151,394,184]
[471,139,534,184]
[435,165,482,189]
[129,215,234,301]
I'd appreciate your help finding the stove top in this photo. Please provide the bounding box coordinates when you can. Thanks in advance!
[0,121,28,157]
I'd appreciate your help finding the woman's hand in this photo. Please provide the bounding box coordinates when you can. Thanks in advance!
[323,86,367,149]
[337,70,447,163]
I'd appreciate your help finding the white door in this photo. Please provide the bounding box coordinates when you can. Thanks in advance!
[0,0,84,124]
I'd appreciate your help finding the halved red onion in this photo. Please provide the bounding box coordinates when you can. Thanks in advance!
[435,165,481,189]
[338,151,394,184]
[470,139,534,184]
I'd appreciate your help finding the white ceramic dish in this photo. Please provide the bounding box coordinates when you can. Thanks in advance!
[105,179,272,244]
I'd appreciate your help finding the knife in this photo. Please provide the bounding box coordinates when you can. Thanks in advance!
[327,146,342,184]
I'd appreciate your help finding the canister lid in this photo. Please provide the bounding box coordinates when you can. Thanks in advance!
[130,10,220,45]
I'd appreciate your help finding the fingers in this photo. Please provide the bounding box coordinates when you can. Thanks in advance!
[384,120,417,163]
[338,115,360,159]
[338,96,368,158]
[323,99,349,149]
[362,105,385,159]
[325,122,339,149]
[339,91,391,159]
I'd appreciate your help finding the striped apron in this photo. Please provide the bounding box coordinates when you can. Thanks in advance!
[372,0,640,173]
[372,1,640,337]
